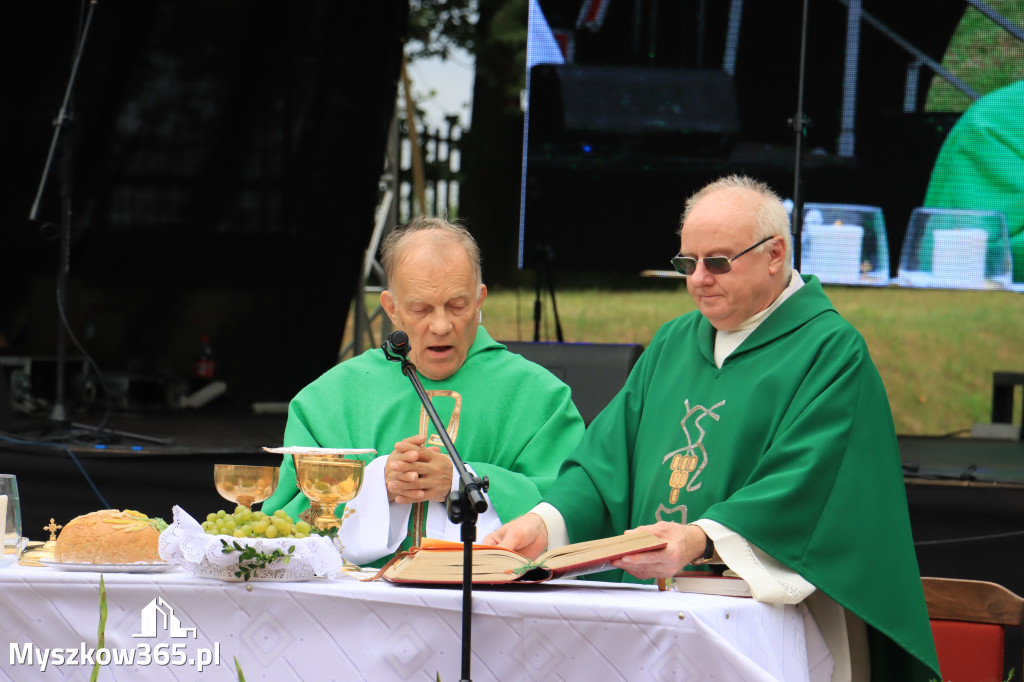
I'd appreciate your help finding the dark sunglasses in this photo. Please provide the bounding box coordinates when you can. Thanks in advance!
[670,236,776,276]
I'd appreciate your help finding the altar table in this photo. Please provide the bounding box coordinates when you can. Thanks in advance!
[1,563,831,681]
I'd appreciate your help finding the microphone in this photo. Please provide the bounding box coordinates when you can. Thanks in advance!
[382,330,410,361]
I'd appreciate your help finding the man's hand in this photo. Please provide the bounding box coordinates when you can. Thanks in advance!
[480,513,548,560]
[612,521,709,580]
[385,434,454,504]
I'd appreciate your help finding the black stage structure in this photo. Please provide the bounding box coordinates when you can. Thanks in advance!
[1,0,408,407]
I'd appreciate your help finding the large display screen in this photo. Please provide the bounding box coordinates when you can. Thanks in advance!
[518,0,1024,292]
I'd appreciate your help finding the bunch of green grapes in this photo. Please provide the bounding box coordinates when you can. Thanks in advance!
[200,506,312,539]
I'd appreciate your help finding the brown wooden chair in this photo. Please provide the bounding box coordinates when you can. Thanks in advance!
[922,577,1024,682]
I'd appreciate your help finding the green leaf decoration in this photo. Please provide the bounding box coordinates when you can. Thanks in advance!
[90,575,107,682]
[310,525,338,538]
[511,560,546,576]
[220,538,296,581]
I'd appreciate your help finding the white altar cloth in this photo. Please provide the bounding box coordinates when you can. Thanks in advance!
[1,563,831,681]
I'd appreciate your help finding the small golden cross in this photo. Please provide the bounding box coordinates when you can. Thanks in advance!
[43,518,63,541]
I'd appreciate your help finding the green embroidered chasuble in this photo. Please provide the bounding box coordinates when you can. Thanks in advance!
[544,277,940,681]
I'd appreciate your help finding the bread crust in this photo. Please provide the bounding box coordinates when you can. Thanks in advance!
[54,509,164,564]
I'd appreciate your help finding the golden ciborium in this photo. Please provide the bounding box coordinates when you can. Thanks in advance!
[293,455,365,532]
[213,464,279,511]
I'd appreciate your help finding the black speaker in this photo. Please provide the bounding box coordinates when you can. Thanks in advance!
[501,341,643,425]
[529,64,740,157]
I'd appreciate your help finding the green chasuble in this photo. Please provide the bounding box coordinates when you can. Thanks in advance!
[543,277,940,681]
[263,326,585,565]
[924,79,1024,283]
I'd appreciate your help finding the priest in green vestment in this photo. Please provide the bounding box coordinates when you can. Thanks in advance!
[485,176,941,682]
[263,216,585,567]
[924,79,1024,284]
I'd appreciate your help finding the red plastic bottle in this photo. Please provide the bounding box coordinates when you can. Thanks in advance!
[193,335,215,383]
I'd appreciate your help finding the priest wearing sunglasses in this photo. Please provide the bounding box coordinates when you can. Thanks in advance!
[485,175,940,682]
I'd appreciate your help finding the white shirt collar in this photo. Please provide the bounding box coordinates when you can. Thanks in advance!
[713,272,803,367]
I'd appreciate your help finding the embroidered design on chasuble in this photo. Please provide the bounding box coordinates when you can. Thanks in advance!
[410,390,462,546]
[656,399,725,525]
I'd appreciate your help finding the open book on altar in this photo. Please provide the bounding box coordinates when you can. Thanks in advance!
[381,531,667,585]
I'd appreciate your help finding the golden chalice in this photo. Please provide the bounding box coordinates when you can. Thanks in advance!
[213,464,279,511]
[293,455,365,532]
[261,446,376,525]
[260,446,376,546]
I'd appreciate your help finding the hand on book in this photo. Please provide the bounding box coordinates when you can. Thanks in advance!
[480,512,549,561]
[613,522,710,580]
[386,434,454,504]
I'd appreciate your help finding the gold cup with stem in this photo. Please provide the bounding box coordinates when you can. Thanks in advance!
[260,446,376,527]
[293,454,365,532]
[213,464,279,511]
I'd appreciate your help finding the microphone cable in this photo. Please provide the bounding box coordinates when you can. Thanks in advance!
[0,430,111,508]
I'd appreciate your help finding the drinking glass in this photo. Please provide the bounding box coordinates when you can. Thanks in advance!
[1,474,23,569]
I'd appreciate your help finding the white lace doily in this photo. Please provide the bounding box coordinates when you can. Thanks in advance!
[159,505,343,582]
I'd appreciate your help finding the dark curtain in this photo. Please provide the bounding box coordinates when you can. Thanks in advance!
[0,0,409,404]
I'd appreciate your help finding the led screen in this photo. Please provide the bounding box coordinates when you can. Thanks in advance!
[518,0,1024,292]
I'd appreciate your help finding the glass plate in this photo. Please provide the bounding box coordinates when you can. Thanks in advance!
[38,559,178,573]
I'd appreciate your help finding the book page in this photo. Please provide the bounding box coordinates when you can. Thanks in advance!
[383,542,531,583]
[539,531,665,571]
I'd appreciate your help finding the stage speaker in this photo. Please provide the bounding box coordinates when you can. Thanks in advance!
[501,341,643,425]
[528,64,740,158]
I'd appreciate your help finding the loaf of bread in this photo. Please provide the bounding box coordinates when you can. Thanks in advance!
[54,509,167,564]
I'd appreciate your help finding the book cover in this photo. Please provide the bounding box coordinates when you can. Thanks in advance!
[664,570,752,597]
[381,531,667,585]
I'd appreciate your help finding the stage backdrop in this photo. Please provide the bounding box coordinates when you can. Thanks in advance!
[1,0,409,405]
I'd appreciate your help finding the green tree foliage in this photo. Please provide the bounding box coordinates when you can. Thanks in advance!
[403,1,530,285]
[927,0,1024,111]
[407,0,478,61]
[406,0,527,101]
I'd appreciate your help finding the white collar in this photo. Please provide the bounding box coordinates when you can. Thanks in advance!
[728,271,802,333]
[713,272,803,368]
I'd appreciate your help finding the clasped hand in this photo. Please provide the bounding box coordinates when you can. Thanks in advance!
[386,434,453,504]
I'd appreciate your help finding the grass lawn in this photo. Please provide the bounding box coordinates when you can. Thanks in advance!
[345,282,1024,437]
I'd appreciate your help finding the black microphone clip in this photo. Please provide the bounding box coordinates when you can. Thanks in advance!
[382,330,410,362]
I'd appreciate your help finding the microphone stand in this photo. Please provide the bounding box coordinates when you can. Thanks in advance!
[382,331,488,682]
[28,0,99,428]
[790,0,811,272]
[25,0,172,447]
[531,242,564,343]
